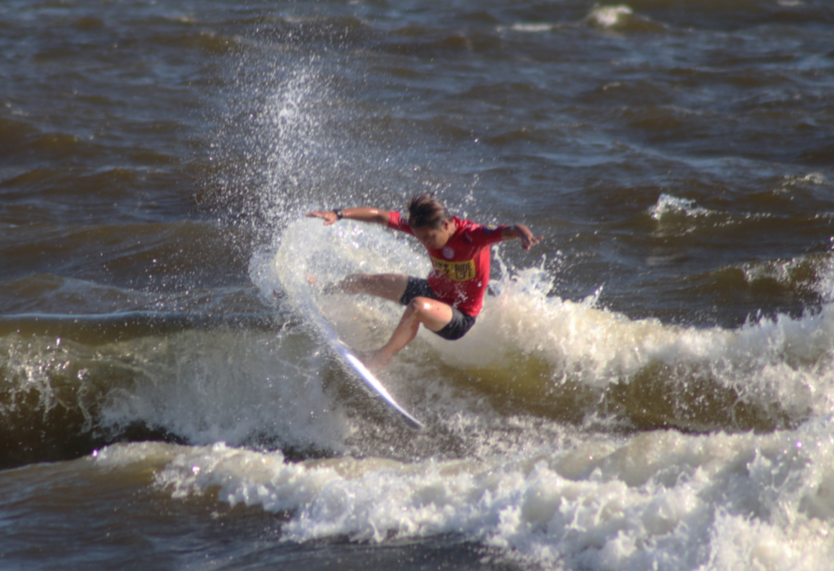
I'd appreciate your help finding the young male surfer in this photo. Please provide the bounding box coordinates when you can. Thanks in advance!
[306,193,541,369]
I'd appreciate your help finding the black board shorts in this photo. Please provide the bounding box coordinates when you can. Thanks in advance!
[399,276,476,341]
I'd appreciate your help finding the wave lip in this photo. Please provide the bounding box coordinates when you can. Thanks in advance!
[584,5,666,33]
[0,312,343,469]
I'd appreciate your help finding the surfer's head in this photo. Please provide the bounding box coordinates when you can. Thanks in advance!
[408,193,451,229]
[408,193,455,250]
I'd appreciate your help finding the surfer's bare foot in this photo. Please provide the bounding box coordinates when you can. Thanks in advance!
[322,282,343,295]
[356,349,390,370]
[322,274,370,296]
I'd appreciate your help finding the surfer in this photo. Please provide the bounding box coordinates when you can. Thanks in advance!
[306,193,541,368]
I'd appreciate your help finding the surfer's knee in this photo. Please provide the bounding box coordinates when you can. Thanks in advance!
[404,297,434,321]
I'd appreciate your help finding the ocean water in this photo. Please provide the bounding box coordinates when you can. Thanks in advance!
[2,0,834,569]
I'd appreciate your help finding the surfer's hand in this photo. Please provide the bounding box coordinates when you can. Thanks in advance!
[512,224,543,251]
[305,210,339,226]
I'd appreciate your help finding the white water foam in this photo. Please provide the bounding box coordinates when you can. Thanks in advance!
[649,193,715,222]
[740,246,834,303]
[93,415,834,570]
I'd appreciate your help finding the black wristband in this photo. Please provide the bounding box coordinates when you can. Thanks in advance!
[334,209,345,220]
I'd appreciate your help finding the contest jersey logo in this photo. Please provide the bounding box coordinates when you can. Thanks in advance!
[431,257,476,282]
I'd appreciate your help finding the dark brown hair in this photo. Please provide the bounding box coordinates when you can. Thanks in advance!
[407,193,451,229]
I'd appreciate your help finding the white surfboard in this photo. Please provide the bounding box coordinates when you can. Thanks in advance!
[270,219,425,430]
[316,313,424,430]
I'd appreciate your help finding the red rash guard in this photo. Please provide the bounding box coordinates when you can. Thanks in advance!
[388,211,508,317]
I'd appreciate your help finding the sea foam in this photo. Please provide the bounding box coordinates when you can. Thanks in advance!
[94,416,834,570]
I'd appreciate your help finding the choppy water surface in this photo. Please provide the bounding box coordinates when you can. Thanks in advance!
[2,0,834,569]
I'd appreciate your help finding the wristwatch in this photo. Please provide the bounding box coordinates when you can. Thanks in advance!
[334,209,345,220]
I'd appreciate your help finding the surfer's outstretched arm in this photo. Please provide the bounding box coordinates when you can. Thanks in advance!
[306,207,390,226]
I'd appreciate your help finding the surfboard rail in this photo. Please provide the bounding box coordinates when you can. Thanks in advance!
[295,283,424,430]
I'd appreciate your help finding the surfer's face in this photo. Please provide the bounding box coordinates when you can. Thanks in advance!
[412,220,454,250]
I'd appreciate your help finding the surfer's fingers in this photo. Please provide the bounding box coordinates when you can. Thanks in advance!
[511,224,541,250]
[305,210,337,225]
[520,235,543,250]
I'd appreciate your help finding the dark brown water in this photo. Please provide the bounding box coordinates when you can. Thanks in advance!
[2,1,834,569]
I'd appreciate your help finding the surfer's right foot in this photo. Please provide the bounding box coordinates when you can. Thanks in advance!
[322,282,342,295]
[357,349,390,370]
[306,275,341,294]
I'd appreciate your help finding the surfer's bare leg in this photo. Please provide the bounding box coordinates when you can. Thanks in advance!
[324,273,408,303]
[364,296,453,369]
